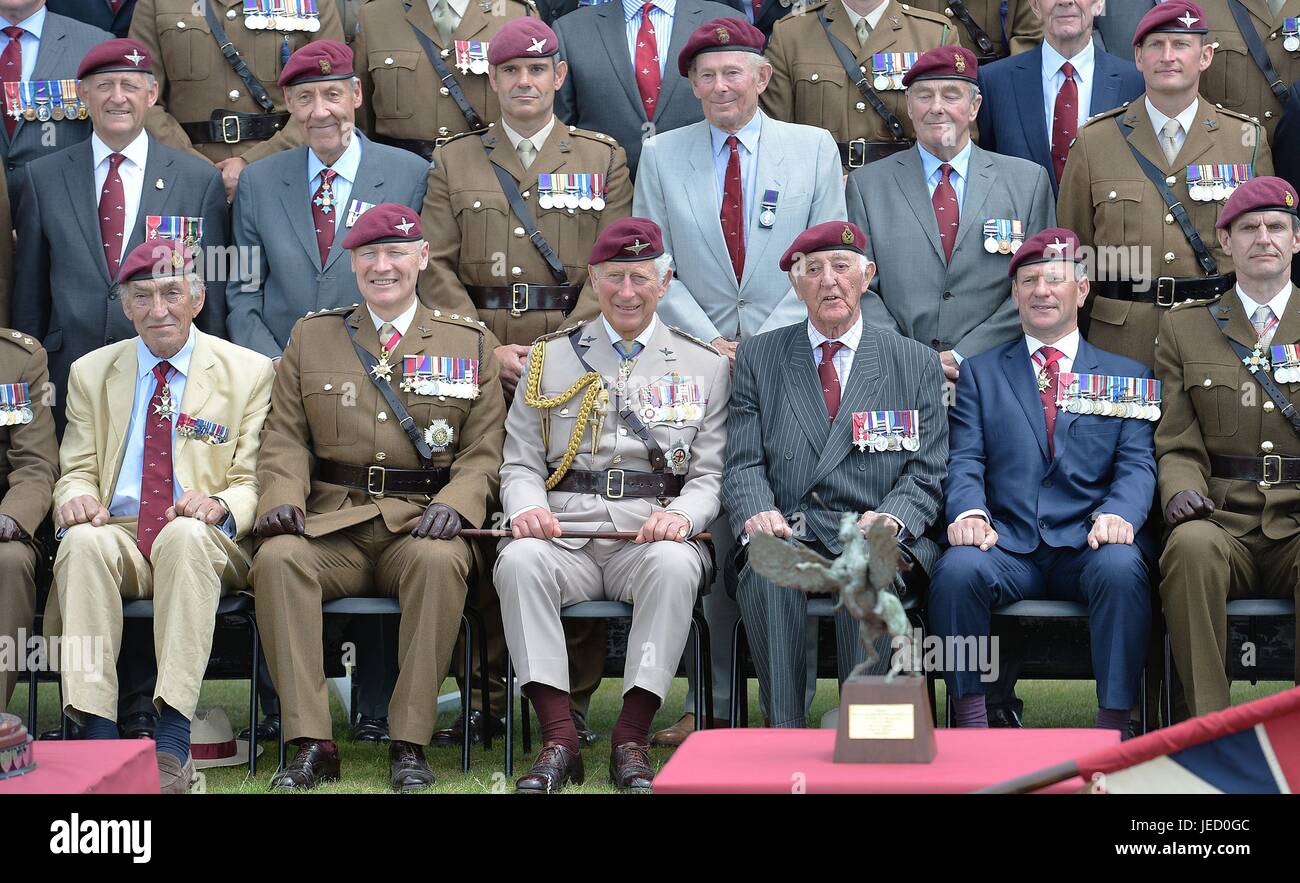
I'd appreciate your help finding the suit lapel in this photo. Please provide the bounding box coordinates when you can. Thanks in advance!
[1176,100,1217,169]
[595,5,643,120]
[655,2,700,124]
[684,123,732,284]
[822,1,865,60]
[739,114,786,291]
[865,6,902,56]
[392,305,436,362]
[1002,342,1049,461]
[1269,290,1300,348]
[954,146,995,256]
[1048,337,1098,471]
[891,149,945,261]
[455,0,491,40]
[1089,58,1121,132]
[16,17,66,142]
[1211,297,1260,353]
[324,135,380,272]
[808,321,884,490]
[1122,101,1166,173]
[104,345,139,494]
[65,142,111,283]
[348,307,384,361]
[125,140,175,256]
[282,148,325,271]
[404,0,443,46]
[484,128,528,189]
[1013,48,1051,173]
[178,332,215,423]
[785,325,832,452]
[523,122,573,188]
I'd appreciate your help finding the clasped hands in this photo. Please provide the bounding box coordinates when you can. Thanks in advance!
[56,491,228,531]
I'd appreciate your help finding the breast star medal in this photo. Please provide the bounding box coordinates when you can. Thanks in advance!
[1243,347,1270,374]
[153,385,177,421]
[1036,370,1051,393]
[370,351,394,382]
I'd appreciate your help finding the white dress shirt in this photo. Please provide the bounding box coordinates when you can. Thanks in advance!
[426,0,469,24]
[841,0,891,34]
[1041,38,1094,143]
[92,129,149,268]
[368,298,418,337]
[710,109,762,246]
[807,316,861,387]
[1145,95,1200,159]
[602,313,659,351]
[307,133,362,234]
[622,0,674,77]
[0,7,45,84]
[500,115,557,156]
[1236,282,1293,331]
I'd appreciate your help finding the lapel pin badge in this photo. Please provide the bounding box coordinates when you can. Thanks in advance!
[155,179,165,190]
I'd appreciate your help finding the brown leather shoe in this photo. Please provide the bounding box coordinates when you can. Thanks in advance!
[515,743,584,793]
[270,740,340,791]
[157,752,196,795]
[430,709,506,747]
[389,740,435,792]
[650,713,728,747]
[609,742,655,791]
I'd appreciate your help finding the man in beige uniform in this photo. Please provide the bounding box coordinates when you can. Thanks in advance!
[1197,0,1300,141]
[496,216,729,793]
[913,0,1040,63]
[762,0,958,170]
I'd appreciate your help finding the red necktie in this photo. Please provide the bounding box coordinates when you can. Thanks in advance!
[380,322,401,353]
[752,0,762,19]
[1032,346,1063,458]
[0,27,22,138]
[99,152,127,278]
[137,362,176,559]
[1050,61,1077,184]
[932,162,959,263]
[109,0,125,13]
[634,3,661,121]
[312,168,338,266]
[818,340,844,421]
[721,135,745,283]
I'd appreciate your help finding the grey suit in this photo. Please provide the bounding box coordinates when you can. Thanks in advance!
[13,135,228,429]
[1093,0,1154,55]
[226,134,429,358]
[0,13,112,208]
[553,0,738,178]
[725,319,947,727]
[845,144,1055,359]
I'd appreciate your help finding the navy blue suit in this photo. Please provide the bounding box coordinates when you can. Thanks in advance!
[46,0,136,37]
[976,45,1143,194]
[928,335,1155,710]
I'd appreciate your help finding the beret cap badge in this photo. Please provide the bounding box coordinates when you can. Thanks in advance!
[318,59,331,74]
[1289,192,1296,208]
[841,226,855,245]
[715,27,730,43]
[953,52,966,72]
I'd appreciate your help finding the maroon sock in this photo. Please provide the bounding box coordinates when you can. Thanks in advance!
[525,683,579,753]
[953,694,988,728]
[611,687,661,747]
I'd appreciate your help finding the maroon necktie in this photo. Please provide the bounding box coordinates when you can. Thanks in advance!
[818,340,844,421]
[1032,346,1063,458]
[721,135,745,282]
[0,27,22,138]
[932,162,959,262]
[109,0,126,13]
[99,152,127,278]
[137,362,176,559]
[634,3,661,121]
[311,168,338,266]
[1050,61,1078,183]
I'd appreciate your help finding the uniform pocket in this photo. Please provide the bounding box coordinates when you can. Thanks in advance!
[156,15,211,81]
[1186,362,1241,437]
[1091,180,1145,247]
[793,63,846,138]
[367,50,421,120]
[1204,35,1251,110]
[302,372,358,447]
[451,190,507,271]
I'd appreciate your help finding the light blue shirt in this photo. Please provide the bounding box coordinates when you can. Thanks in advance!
[623,0,673,78]
[0,7,45,84]
[1040,39,1094,145]
[307,133,362,233]
[710,110,762,248]
[916,139,973,214]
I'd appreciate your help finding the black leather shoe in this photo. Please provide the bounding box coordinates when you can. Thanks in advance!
[119,712,157,740]
[516,743,584,793]
[239,714,281,742]
[430,709,506,746]
[609,743,654,792]
[41,721,82,741]
[270,740,341,791]
[352,715,390,743]
[572,710,599,747]
[389,740,435,792]
[988,706,1023,728]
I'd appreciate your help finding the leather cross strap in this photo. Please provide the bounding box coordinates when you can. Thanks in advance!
[1227,0,1291,102]
[202,2,276,112]
[344,320,435,462]
[816,7,907,142]
[1211,302,1300,441]
[945,0,997,57]
[487,142,570,285]
[568,329,668,472]
[408,21,488,132]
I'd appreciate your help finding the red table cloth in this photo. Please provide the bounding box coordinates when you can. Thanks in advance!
[0,740,161,794]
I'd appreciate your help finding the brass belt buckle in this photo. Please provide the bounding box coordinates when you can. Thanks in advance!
[1155,277,1176,308]
[605,468,625,500]
[511,283,529,317]
[221,114,243,144]
[1262,454,1283,487]
[367,465,387,498]
[847,139,866,169]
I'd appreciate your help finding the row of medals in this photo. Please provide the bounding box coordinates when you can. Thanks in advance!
[1041,371,1161,420]
[1188,181,1244,203]
[12,101,87,122]
[0,407,31,426]
[861,434,921,452]
[243,13,321,30]
[983,235,1023,255]
[538,190,606,212]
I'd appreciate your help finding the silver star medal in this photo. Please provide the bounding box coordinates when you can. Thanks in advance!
[424,419,454,452]
[371,352,394,382]
[153,385,177,421]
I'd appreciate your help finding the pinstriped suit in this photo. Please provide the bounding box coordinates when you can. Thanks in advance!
[724,317,947,727]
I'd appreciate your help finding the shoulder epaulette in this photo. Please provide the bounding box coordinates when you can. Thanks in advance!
[896,3,950,26]
[1213,105,1262,127]
[668,325,720,355]
[0,328,38,352]
[535,323,584,344]
[427,309,489,332]
[1168,293,1224,312]
[1082,104,1127,128]
[567,126,619,147]
[303,304,358,319]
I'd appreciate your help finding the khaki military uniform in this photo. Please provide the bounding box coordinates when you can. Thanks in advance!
[0,331,58,706]
[130,0,345,164]
[762,0,958,167]
[1198,0,1300,141]
[1156,291,1300,716]
[1058,98,1273,368]
[911,0,1039,62]
[495,317,730,700]
[251,303,506,745]
[354,0,536,156]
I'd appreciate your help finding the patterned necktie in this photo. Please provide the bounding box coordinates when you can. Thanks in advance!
[380,322,402,353]
[1160,118,1182,166]
[855,17,872,50]
[721,135,745,282]
[634,3,661,121]
[616,339,643,360]
[1050,61,1077,183]
[311,168,337,266]
[137,361,175,560]
[517,137,536,169]
[0,27,22,138]
[932,162,959,262]
[100,153,128,278]
[1252,305,1278,348]
[818,340,845,422]
[432,0,458,45]
[1032,346,1063,458]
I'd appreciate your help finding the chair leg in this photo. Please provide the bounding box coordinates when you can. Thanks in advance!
[694,608,714,726]
[467,606,491,752]
[521,691,532,754]
[689,617,703,730]
[729,617,746,729]
[504,652,514,777]
[248,616,261,777]
[1162,632,1174,729]
[1247,617,1259,686]
[459,614,471,774]
[1139,666,1148,736]
[945,691,954,729]
[26,668,37,735]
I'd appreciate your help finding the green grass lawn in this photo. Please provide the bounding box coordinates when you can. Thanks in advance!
[7,678,1289,794]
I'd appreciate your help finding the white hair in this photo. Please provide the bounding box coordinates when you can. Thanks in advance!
[654,251,673,283]
[114,273,205,303]
[688,50,770,80]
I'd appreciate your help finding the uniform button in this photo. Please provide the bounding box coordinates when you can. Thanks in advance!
[511,266,522,276]
[441,49,451,58]
[1266,111,1274,120]
[108,290,117,300]
[176,20,185,27]
[1165,176,1177,186]
[385,57,394,65]
[943,291,954,300]
[439,87,450,96]
[1042,479,1052,487]
[560,408,569,416]
[324,383,333,391]
[1038,519,1047,529]
[738,298,747,306]
[1164,252,1176,264]
[522,190,531,198]
[1108,190,1117,199]
[229,90,240,101]
[514,227,525,237]
[945,7,954,15]
[856,102,865,111]
[1262,440,1274,452]
[226,8,236,17]
[1202,378,1213,387]
[472,200,482,208]
[810,73,819,81]
[438,127,449,136]
[376,452,387,461]
[377,411,388,422]
[1165,213,1174,225]
[800,502,808,510]
[931,338,941,347]
[619,428,628,436]
[784,451,793,460]
[1265,400,1276,412]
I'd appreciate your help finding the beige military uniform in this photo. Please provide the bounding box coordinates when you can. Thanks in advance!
[251,303,506,744]
[130,0,345,164]
[1058,97,1273,368]
[0,331,57,706]
[354,0,537,155]
[911,0,1039,61]
[1156,290,1300,716]
[1199,0,1300,140]
[762,0,957,166]
[495,316,730,700]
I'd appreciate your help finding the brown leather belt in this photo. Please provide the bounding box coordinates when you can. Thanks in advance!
[837,139,914,169]
[375,134,451,163]
[552,468,682,499]
[181,110,291,145]
[1093,275,1234,307]
[314,459,449,497]
[465,283,580,314]
[1210,454,1300,485]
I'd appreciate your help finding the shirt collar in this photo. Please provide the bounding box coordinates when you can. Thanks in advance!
[1024,328,1080,364]
[1041,37,1094,80]
[601,314,659,348]
[840,0,890,30]
[807,316,864,353]
[1236,282,1293,323]
[92,129,150,170]
[136,325,197,380]
[429,0,470,19]
[307,131,362,184]
[369,299,419,338]
[499,115,557,152]
[917,138,973,184]
[1,7,45,37]
[623,0,675,20]
[1145,95,1200,139]
[710,108,763,159]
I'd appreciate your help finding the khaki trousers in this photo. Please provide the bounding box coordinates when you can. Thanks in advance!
[251,518,471,745]
[495,537,705,702]
[54,518,247,724]
[1160,520,1300,717]
[0,541,37,706]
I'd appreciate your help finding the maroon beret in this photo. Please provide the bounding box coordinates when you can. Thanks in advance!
[1008,227,1084,278]
[677,18,765,79]
[589,217,664,265]
[486,18,559,66]
[117,239,193,283]
[902,45,979,87]
[277,40,354,87]
[779,221,868,272]
[1133,0,1209,46]
[340,203,422,249]
[1217,175,1299,230]
[76,38,153,79]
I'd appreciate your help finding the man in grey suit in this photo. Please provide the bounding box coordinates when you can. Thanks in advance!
[633,16,846,740]
[553,0,739,178]
[725,220,947,728]
[1092,0,1154,54]
[0,0,112,207]
[845,45,1055,382]
[228,41,428,360]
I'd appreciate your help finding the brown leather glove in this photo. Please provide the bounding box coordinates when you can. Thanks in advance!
[255,505,306,538]
[413,502,463,539]
[1165,489,1215,527]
